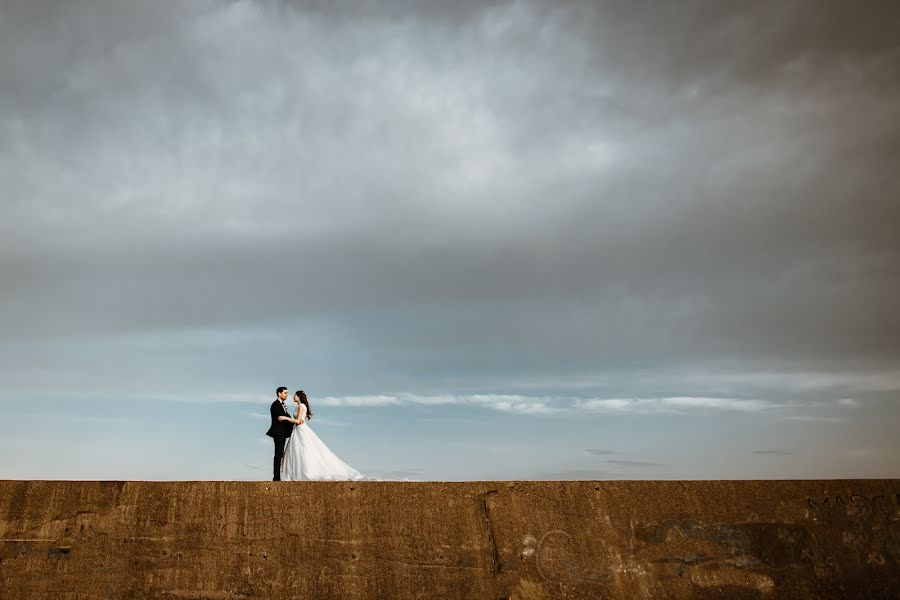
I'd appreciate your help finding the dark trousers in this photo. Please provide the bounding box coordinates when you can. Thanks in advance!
[273,436,288,481]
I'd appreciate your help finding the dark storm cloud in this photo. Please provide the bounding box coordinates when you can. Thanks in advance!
[584,449,664,467]
[1,0,899,393]
[585,449,616,456]
[533,468,620,481]
[603,459,664,468]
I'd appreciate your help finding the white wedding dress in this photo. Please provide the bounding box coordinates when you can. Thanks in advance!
[279,404,367,481]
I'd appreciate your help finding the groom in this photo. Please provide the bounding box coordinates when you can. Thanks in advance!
[266,386,294,481]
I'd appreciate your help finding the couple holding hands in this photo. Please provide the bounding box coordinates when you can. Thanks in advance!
[265,387,368,482]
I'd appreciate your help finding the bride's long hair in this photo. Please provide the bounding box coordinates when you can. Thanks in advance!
[295,390,313,420]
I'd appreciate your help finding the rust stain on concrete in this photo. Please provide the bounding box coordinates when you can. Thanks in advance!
[0,479,897,598]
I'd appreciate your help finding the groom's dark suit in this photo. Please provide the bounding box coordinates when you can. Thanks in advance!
[266,399,294,481]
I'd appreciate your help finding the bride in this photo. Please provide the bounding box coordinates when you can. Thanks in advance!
[278,390,367,481]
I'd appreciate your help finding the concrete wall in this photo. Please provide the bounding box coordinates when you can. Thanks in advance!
[0,479,897,599]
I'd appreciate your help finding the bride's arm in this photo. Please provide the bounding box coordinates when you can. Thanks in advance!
[279,406,306,425]
[278,408,302,425]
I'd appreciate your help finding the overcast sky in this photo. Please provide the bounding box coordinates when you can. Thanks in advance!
[1,0,898,481]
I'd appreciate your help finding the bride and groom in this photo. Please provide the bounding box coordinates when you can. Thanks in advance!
[266,386,367,481]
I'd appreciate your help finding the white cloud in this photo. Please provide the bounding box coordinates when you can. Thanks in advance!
[581,398,633,411]
[316,393,559,414]
[579,396,770,413]
[318,395,403,407]
[304,393,773,415]
[782,415,843,423]
[660,396,768,411]
[677,369,900,393]
[104,390,794,416]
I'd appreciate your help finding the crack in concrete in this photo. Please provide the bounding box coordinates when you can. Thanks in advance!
[480,490,501,578]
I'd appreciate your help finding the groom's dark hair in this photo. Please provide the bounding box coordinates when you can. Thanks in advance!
[276,386,287,396]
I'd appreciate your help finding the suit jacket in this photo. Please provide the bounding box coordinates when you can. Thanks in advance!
[265,399,294,438]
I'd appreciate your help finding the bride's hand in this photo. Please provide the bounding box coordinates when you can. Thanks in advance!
[277,416,287,421]
[298,419,305,425]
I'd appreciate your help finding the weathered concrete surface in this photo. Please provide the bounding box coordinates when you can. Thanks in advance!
[0,480,897,599]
